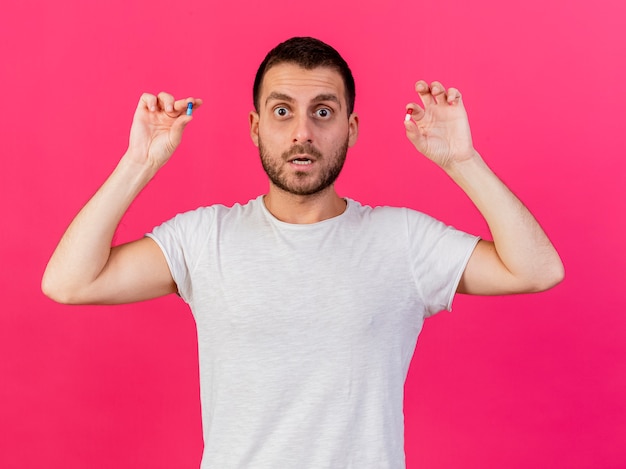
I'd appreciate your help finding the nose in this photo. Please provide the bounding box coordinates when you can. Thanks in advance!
[292,113,313,144]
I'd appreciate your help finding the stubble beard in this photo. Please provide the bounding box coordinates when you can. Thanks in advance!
[258,138,349,196]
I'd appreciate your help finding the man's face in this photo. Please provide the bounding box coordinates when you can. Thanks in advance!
[249,63,359,196]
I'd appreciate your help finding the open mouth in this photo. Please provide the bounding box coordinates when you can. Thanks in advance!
[291,158,313,165]
[288,154,315,166]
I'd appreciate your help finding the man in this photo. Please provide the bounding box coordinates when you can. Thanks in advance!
[42,37,563,468]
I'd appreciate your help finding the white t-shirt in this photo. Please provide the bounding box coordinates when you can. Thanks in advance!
[147,196,479,469]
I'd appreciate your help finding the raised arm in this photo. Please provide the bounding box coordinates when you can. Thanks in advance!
[404,81,564,295]
[42,92,202,304]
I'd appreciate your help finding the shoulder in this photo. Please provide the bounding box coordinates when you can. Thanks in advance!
[346,199,436,228]
[346,200,477,251]
[160,197,263,228]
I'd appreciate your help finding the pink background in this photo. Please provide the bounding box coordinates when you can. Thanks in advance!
[1,0,625,467]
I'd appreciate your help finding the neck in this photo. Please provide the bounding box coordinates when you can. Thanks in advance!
[263,185,347,224]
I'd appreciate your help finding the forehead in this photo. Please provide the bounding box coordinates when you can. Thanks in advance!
[260,63,346,106]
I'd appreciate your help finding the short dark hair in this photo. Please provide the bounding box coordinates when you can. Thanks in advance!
[253,37,356,116]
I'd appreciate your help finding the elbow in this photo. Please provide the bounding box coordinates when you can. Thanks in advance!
[41,272,80,305]
[530,256,565,292]
[41,270,57,302]
[41,277,65,304]
[551,258,566,287]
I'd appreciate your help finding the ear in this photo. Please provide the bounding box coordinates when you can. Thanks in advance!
[348,113,359,147]
[249,111,260,147]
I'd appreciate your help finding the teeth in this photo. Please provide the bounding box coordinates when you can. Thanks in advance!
[292,160,312,165]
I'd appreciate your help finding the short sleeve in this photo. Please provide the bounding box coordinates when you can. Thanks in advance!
[405,209,480,317]
[146,207,216,303]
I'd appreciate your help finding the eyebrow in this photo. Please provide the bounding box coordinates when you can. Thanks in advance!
[265,92,342,110]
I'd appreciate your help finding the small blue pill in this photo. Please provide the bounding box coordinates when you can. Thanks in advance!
[186,102,193,116]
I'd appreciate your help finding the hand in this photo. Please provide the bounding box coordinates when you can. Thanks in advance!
[404,81,475,169]
[126,92,202,170]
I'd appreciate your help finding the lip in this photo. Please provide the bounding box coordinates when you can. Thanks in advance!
[287,153,316,163]
[287,154,316,171]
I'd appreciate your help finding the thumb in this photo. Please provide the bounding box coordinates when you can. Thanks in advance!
[169,114,194,149]
[403,105,425,148]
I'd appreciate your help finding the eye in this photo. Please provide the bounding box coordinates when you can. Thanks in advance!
[273,107,289,118]
[315,108,332,119]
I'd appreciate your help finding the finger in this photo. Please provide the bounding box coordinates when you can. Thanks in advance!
[157,91,176,113]
[140,93,157,112]
[191,97,203,109]
[173,97,203,113]
[404,103,425,123]
[415,80,435,106]
[429,81,447,105]
[446,87,462,105]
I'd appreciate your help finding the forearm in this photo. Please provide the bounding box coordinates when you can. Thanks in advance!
[42,153,157,302]
[446,151,564,292]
